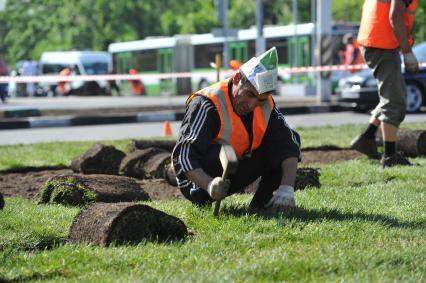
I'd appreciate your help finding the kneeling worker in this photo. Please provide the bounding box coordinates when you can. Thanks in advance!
[172,47,301,213]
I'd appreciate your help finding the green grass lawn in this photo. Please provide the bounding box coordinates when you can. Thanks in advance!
[0,123,425,282]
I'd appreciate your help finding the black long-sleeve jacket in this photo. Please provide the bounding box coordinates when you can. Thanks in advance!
[172,79,301,189]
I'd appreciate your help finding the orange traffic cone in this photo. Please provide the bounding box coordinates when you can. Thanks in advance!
[163,120,173,137]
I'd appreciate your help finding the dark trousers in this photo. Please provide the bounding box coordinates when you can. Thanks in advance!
[0,84,7,102]
[182,144,281,208]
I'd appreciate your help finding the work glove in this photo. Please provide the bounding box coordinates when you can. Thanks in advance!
[403,52,419,74]
[207,177,230,201]
[265,185,295,213]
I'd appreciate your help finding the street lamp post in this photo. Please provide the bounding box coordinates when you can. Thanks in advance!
[215,0,229,68]
[316,0,332,102]
[255,0,266,55]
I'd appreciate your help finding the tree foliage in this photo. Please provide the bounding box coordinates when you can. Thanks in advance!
[332,0,426,45]
[0,0,425,66]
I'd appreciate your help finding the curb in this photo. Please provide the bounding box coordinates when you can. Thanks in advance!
[0,105,350,130]
[0,111,180,130]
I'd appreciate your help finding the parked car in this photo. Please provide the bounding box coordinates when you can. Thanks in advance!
[337,42,426,113]
[38,51,112,96]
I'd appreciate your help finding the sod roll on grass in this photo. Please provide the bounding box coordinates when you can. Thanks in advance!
[40,174,150,206]
[68,202,188,246]
[71,143,125,175]
[120,147,171,179]
[376,129,426,157]
[128,139,177,153]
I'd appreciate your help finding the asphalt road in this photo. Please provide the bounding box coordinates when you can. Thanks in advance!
[1,112,425,145]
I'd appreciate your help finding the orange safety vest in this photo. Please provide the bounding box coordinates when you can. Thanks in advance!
[130,80,143,95]
[358,0,417,49]
[187,79,274,158]
[58,67,71,95]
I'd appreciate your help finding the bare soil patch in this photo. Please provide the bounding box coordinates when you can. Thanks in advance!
[0,149,363,200]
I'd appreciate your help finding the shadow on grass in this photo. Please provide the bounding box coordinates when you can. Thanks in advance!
[23,236,67,252]
[0,236,68,253]
[222,206,426,230]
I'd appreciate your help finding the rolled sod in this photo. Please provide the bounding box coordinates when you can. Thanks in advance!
[68,202,188,246]
[376,129,426,157]
[40,174,149,206]
[120,147,171,179]
[128,139,176,153]
[71,144,125,175]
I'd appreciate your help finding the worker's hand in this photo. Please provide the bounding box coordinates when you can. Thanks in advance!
[403,52,419,74]
[265,185,295,214]
[207,177,230,201]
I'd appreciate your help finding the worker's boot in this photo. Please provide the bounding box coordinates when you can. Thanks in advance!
[381,153,412,168]
[350,135,381,160]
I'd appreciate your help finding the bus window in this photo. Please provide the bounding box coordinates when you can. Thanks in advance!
[248,40,256,60]
[82,62,108,75]
[194,44,222,69]
[158,48,173,95]
[229,42,248,63]
[41,63,69,74]
[288,36,310,67]
[134,50,157,72]
[299,36,311,66]
[267,39,288,66]
[116,52,131,74]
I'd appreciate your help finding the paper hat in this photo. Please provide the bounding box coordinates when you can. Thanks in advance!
[240,47,278,94]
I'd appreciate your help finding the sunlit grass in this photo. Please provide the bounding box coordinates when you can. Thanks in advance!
[0,123,425,281]
[1,158,425,282]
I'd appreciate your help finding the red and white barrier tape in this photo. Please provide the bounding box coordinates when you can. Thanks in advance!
[280,63,368,74]
[0,62,425,83]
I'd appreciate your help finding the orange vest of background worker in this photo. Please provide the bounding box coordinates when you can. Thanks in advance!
[128,68,145,96]
[187,79,274,158]
[357,0,417,49]
[58,67,71,95]
[342,34,364,73]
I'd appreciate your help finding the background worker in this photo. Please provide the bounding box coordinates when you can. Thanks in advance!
[229,59,242,71]
[172,47,301,213]
[351,0,418,168]
[22,60,38,96]
[128,68,145,96]
[58,66,71,96]
[341,33,363,71]
[108,69,122,96]
[0,53,9,103]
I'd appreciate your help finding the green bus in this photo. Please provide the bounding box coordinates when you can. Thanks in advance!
[108,22,359,96]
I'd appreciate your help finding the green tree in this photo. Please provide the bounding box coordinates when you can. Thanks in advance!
[0,0,424,67]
